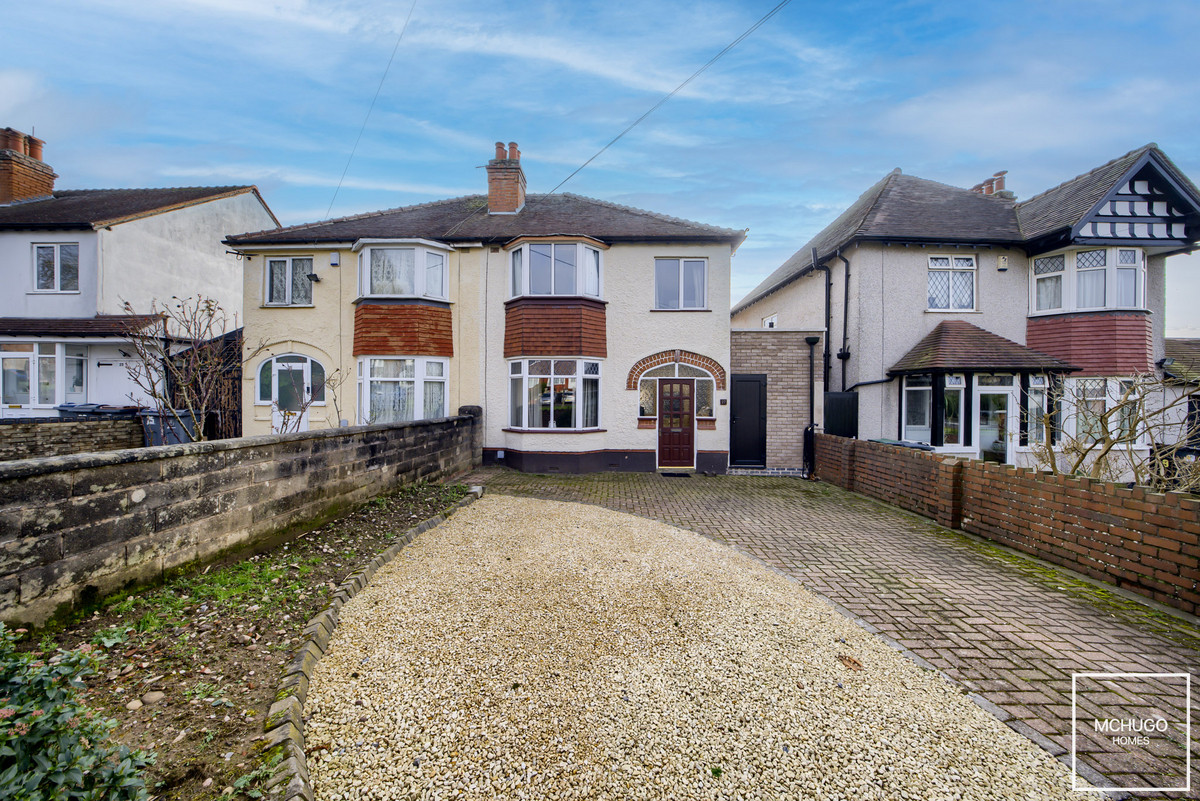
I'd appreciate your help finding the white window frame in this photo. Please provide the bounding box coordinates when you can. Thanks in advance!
[1028,247,1147,315]
[1032,255,1065,312]
[31,243,80,294]
[264,256,315,307]
[1064,376,1146,447]
[355,356,447,425]
[353,240,450,301]
[255,354,327,407]
[654,257,708,310]
[507,358,602,430]
[507,241,603,299]
[0,342,87,408]
[926,254,976,311]
[902,374,933,442]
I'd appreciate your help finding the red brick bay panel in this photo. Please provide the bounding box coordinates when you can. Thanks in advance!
[1026,312,1152,373]
[353,304,454,357]
[504,298,607,358]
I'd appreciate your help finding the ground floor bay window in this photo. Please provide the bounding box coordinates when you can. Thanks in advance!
[357,356,447,425]
[509,359,600,430]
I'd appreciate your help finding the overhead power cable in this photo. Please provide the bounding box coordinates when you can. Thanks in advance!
[444,0,793,238]
[325,0,419,220]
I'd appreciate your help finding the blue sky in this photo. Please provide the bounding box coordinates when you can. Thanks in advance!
[3,0,1199,334]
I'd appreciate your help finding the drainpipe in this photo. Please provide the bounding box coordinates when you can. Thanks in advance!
[836,252,851,391]
[804,334,820,477]
[810,248,831,390]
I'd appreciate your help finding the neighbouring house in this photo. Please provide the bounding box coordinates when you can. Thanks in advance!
[0,126,279,419]
[732,144,1200,469]
[1162,338,1200,448]
[227,142,744,473]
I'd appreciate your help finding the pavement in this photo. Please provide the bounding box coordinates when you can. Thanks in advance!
[459,466,1200,799]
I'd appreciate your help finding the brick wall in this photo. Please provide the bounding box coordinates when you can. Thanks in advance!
[503,298,607,358]
[731,331,821,468]
[1026,311,1152,373]
[0,411,481,625]
[0,418,144,462]
[814,433,1199,615]
[353,304,453,357]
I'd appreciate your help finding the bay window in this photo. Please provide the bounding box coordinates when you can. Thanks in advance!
[509,242,602,299]
[927,255,975,311]
[356,243,448,300]
[943,375,963,445]
[509,359,600,430]
[903,374,932,441]
[1029,247,1146,314]
[357,357,447,424]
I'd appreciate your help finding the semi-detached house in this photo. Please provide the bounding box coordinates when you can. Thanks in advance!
[732,144,1200,469]
[228,142,745,473]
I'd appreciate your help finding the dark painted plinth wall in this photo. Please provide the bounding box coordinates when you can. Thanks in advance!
[0,411,481,625]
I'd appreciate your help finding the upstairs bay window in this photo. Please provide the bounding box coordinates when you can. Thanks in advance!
[266,257,313,306]
[927,255,975,311]
[509,242,602,299]
[1029,247,1145,314]
[358,245,447,300]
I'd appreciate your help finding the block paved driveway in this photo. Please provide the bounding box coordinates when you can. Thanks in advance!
[460,467,1200,798]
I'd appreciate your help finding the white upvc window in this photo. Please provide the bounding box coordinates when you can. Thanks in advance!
[0,342,86,407]
[1029,247,1146,314]
[943,374,964,445]
[654,258,707,310]
[508,242,602,299]
[762,314,778,329]
[903,374,933,442]
[256,354,326,405]
[927,255,976,311]
[265,256,314,306]
[508,358,601,430]
[356,356,447,425]
[357,244,448,300]
[32,243,80,293]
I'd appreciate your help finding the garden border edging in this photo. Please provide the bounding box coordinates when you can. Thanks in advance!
[259,485,484,801]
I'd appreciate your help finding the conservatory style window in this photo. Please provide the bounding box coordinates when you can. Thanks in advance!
[509,242,602,298]
[357,243,448,300]
[357,357,447,425]
[509,359,600,430]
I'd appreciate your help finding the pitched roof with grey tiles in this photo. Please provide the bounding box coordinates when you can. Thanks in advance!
[0,186,269,230]
[888,320,1078,374]
[734,143,1200,315]
[1164,338,1200,384]
[225,192,746,248]
[0,315,162,337]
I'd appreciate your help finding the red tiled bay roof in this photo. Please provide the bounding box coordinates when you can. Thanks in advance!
[888,320,1077,375]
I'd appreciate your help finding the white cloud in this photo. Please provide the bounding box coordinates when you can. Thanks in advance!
[161,164,474,196]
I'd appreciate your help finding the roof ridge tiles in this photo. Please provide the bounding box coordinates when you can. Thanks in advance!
[548,192,742,236]
[1015,143,1156,208]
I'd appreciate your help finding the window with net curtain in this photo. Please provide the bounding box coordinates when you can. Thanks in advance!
[357,357,446,424]
[509,359,600,429]
[364,247,445,299]
[267,257,312,305]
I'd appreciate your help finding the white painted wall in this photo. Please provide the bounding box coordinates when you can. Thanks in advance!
[0,230,100,317]
[99,191,277,317]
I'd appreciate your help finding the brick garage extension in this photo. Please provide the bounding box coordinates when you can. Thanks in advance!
[0,418,143,461]
[814,433,1200,615]
[1026,311,1152,373]
[353,304,453,357]
[504,297,606,358]
[731,330,821,469]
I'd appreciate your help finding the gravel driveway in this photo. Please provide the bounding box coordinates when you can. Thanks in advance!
[305,494,1091,800]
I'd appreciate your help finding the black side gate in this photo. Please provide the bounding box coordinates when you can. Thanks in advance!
[730,373,767,467]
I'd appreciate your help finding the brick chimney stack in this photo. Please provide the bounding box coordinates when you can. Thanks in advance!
[0,127,56,204]
[486,141,525,214]
[970,170,1009,196]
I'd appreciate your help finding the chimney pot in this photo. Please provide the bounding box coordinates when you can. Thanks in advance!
[495,141,506,160]
[507,142,519,161]
[0,126,56,203]
[26,136,43,161]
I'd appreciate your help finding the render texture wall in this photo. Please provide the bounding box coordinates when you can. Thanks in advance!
[0,413,480,625]
[0,230,99,317]
[814,433,1200,616]
[731,330,823,468]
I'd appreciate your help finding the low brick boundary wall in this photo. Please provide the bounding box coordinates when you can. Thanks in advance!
[0,417,144,461]
[814,433,1200,616]
[0,411,481,624]
[262,487,483,801]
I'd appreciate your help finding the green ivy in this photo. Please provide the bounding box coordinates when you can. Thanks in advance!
[0,624,154,800]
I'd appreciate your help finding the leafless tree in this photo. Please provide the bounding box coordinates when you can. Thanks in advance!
[271,366,349,434]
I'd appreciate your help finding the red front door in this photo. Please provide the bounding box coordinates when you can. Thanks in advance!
[658,379,694,468]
